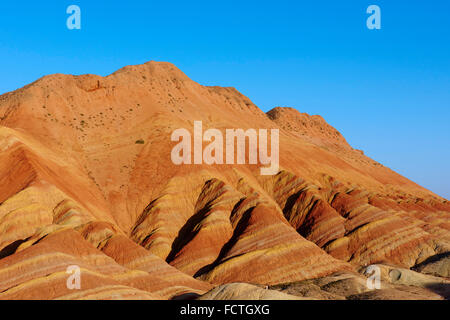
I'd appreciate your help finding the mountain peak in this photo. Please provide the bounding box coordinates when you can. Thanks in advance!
[267,106,350,150]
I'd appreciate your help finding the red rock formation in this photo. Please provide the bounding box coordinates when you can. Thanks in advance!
[0,61,448,299]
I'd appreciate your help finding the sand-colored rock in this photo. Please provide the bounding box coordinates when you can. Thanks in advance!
[361,264,450,299]
[198,283,306,300]
[269,270,447,300]
[413,253,450,278]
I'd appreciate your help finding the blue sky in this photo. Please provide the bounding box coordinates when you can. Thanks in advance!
[0,1,449,198]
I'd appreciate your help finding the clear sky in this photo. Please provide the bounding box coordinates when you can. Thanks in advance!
[0,1,449,199]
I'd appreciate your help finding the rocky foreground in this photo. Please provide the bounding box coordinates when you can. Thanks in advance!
[0,61,448,299]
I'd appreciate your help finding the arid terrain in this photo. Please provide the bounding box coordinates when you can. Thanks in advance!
[0,61,448,300]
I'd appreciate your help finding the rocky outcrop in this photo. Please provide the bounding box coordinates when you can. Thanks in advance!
[198,283,306,300]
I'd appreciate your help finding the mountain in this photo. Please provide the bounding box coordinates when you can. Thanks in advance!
[0,61,448,300]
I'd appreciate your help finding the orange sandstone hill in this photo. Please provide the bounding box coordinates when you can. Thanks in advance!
[0,61,448,300]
